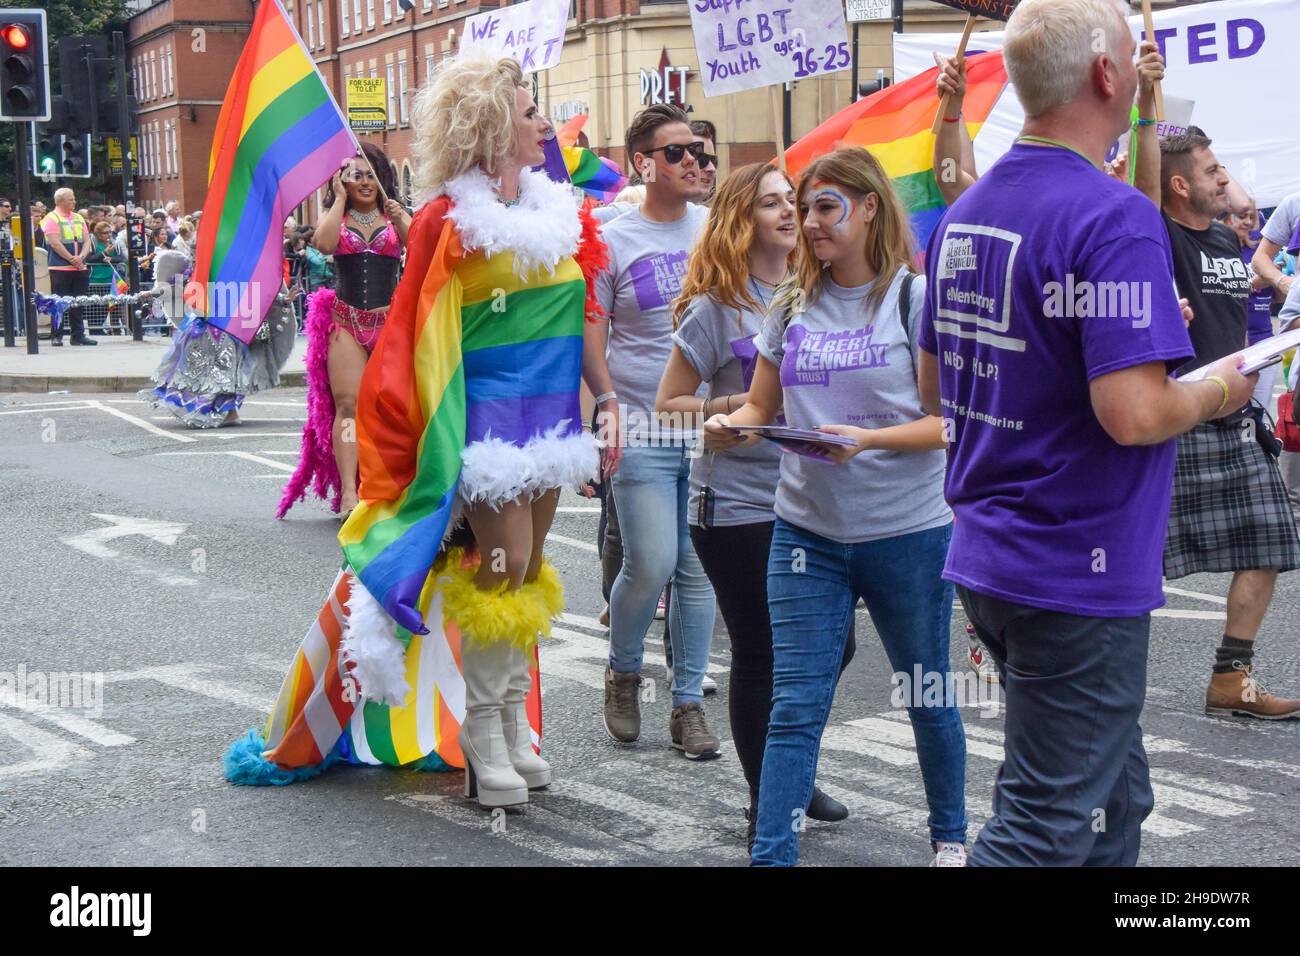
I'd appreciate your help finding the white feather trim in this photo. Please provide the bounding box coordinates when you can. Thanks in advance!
[443,167,581,278]
[459,424,599,510]
[342,571,412,709]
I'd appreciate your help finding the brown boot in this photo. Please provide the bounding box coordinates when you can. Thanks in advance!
[1205,665,1300,720]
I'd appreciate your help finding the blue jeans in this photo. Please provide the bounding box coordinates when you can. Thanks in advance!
[608,445,716,706]
[752,519,967,866]
[959,586,1154,866]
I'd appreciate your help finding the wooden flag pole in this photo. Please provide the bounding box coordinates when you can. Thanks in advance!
[1140,0,1165,122]
[931,14,977,135]
[770,84,787,175]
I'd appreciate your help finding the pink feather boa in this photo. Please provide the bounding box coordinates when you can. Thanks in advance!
[276,288,344,518]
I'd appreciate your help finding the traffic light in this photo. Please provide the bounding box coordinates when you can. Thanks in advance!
[0,9,50,121]
[59,131,90,177]
[31,122,57,178]
[58,36,109,134]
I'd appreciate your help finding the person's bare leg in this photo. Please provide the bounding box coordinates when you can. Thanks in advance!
[465,495,534,592]
[524,488,562,583]
[1225,569,1279,642]
[327,328,368,513]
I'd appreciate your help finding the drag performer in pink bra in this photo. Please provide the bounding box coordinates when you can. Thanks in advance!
[278,142,409,519]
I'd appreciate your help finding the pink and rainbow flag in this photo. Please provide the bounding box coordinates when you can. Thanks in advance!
[188,0,356,343]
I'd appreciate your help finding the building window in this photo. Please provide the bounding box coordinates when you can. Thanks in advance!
[306,3,316,47]
[425,51,435,82]
[402,162,413,205]
[317,1,327,48]
[340,0,350,35]
[438,0,448,8]
[167,48,174,96]
[146,54,154,100]
[366,0,375,29]
[423,0,432,9]
[383,0,392,22]
[386,62,396,128]
[398,57,408,125]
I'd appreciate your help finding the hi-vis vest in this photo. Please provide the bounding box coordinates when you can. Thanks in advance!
[41,211,87,270]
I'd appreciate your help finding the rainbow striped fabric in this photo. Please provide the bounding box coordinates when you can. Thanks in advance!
[784,52,1007,250]
[337,199,591,638]
[260,567,541,771]
[189,0,355,344]
[563,145,627,203]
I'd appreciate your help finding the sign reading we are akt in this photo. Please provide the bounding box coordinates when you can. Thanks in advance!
[688,0,852,97]
[461,0,570,74]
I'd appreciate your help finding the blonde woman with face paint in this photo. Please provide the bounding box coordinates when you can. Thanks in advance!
[704,147,967,867]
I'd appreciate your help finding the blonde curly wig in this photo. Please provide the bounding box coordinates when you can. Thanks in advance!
[410,54,526,203]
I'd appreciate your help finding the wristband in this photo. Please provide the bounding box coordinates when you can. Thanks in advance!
[1205,375,1231,417]
[1136,118,1156,127]
[595,390,617,406]
[942,114,962,123]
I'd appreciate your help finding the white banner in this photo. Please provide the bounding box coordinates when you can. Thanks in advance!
[893,0,1300,207]
[461,0,569,74]
[688,0,851,97]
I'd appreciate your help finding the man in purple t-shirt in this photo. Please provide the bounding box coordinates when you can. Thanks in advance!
[918,0,1256,866]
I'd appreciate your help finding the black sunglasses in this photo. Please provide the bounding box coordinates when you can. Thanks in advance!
[642,141,709,166]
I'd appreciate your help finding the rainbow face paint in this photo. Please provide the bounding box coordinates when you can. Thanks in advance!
[810,186,854,230]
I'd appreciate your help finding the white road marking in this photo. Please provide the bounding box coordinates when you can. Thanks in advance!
[1152,609,1226,620]
[545,532,599,554]
[226,450,296,472]
[0,712,90,780]
[85,400,198,443]
[554,506,602,514]
[0,689,135,747]
[1162,585,1228,605]
[206,432,304,440]
[60,513,189,560]
[100,664,272,714]
[554,778,728,853]
[0,404,98,415]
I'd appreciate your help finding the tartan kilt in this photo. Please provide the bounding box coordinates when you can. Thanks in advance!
[1163,421,1300,579]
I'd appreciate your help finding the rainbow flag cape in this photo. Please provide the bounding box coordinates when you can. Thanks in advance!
[337,193,607,639]
[254,567,541,773]
[784,51,1007,250]
[188,0,355,344]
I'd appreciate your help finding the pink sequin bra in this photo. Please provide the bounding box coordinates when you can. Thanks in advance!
[336,219,401,258]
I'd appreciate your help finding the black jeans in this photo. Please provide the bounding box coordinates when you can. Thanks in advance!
[959,585,1154,866]
[690,519,854,803]
[49,268,91,341]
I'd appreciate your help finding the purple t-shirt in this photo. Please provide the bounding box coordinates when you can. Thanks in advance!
[918,143,1193,617]
[1242,246,1274,345]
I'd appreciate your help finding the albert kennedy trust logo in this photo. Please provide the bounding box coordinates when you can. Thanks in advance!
[49,886,151,937]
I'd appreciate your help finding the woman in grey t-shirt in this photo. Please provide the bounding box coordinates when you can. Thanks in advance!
[656,164,854,851]
[704,148,967,867]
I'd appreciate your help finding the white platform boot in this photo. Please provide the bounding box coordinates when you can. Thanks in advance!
[459,639,529,808]
[501,646,552,790]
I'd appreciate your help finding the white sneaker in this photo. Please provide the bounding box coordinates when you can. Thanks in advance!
[703,674,718,695]
[930,842,967,867]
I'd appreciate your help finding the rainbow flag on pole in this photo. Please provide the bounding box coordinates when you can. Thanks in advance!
[189,0,356,343]
[783,52,1008,250]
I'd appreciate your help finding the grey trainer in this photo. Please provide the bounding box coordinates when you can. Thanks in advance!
[670,702,721,760]
[603,667,641,743]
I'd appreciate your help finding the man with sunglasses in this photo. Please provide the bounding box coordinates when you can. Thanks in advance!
[689,120,719,205]
[586,103,721,759]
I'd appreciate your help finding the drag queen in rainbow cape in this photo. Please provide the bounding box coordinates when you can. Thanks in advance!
[226,55,608,807]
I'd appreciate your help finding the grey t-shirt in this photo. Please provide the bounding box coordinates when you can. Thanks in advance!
[673,282,783,527]
[1263,191,1300,252]
[595,204,710,439]
[753,266,951,544]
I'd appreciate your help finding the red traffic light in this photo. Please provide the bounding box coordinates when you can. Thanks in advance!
[2,24,30,49]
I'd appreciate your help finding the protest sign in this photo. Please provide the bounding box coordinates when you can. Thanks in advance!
[687,0,851,98]
[461,0,570,75]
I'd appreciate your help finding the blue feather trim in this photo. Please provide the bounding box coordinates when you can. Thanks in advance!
[223,729,343,786]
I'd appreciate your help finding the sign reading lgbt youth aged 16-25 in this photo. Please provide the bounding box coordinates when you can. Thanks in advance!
[460,0,570,75]
[687,0,852,98]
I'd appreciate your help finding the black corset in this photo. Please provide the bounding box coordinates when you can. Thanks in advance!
[335,252,399,311]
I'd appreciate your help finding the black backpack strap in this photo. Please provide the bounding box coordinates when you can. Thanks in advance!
[898,271,915,340]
